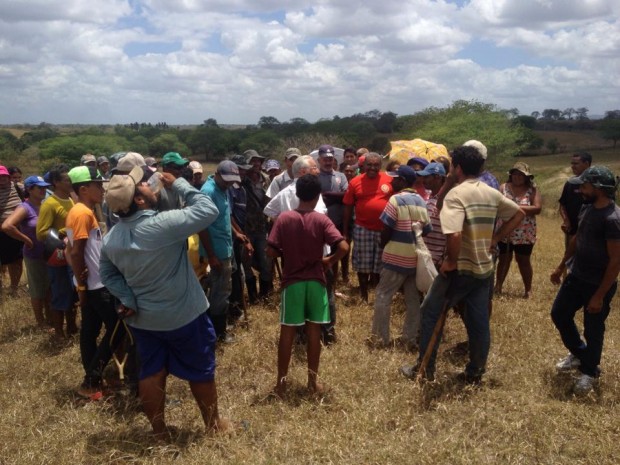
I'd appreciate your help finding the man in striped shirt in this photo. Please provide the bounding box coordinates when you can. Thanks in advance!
[401,146,524,383]
[417,162,447,268]
[371,166,430,349]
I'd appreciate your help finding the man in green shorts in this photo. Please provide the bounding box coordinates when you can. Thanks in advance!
[267,175,349,397]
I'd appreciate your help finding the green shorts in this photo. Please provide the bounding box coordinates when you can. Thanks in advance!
[280,280,329,326]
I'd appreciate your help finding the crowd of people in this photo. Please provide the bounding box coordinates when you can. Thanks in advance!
[1,143,619,440]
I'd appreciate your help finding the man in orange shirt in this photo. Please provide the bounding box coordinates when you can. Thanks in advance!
[342,152,393,302]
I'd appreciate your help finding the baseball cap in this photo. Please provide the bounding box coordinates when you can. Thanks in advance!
[264,159,281,172]
[80,154,97,165]
[569,166,617,189]
[189,161,203,174]
[417,162,446,177]
[162,152,189,167]
[216,160,241,183]
[108,151,127,171]
[144,156,158,167]
[97,156,109,166]
[463,140,488,160]
[318,144,335,156]
[387,165,417,184]
[0,165,8,176]
[116,152,146,173]
[230,154,252,170]
[244,149,265,163]
[407,157,429,168]
[285,148,301,160]
[24,176,51,189]
[68,166,105,184]
[105,166,145,214]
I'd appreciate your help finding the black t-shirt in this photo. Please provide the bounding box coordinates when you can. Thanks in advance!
[572,202,620,285]
[559,181,583,235]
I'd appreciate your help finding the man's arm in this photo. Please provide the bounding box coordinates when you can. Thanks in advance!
[322,239,349,269]
[550,234,577,284]
[231,217,253,256]
[99,247,138,316]
[198,229,222,271]
[342,204,353,241]
[380,225,393,248]
[492,209,526,248]
[439,232,461,276]
[586,240,620,313]
[69,238,88,306]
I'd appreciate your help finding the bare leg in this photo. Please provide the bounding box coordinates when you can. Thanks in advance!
[275,325,297,396]
[515,253,533,298]
[31,298,46,327]
[8,260,22,294]
[494,250,512,294]
[189,380,231,432]
[358,272,369,302]
[50,309,65,341]
[139,368,168,439]
[305,322,324,393]
[66,306,78,335]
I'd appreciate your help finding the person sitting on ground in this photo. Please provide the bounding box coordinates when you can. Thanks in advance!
[495,162,542,299]
[100,165,231,440]
[267,174,349,397]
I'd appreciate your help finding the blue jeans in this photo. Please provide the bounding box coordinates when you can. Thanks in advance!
[550,274,617,377]
[417,272,492,377]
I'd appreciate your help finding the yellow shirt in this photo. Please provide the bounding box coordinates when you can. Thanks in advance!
[36,194,74,241]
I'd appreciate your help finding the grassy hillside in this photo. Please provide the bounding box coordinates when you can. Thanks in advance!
[1,152,620,465]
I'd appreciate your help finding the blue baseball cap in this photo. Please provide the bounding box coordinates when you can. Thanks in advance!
[24,175,51,189]
[387,165,417,184]
[417,162,446,177]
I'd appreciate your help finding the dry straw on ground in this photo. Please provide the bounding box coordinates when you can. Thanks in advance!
[1,152,620,465]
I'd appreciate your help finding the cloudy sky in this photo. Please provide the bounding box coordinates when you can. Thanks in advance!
[1,0,619,125]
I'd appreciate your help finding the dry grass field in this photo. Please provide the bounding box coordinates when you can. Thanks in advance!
[1,150,619,464]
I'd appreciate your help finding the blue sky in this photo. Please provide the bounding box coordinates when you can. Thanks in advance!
[0,0,618,124]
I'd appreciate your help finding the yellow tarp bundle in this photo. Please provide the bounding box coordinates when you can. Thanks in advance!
[387,139,449,165]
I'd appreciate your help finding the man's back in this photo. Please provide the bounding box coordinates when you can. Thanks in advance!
[441,179,519,278]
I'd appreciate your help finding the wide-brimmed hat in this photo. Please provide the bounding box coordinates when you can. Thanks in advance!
[509,162,533,178]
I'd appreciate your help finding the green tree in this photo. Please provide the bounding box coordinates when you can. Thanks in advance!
[148,133,190,158]
[546,138,560,154]
[410,100,531,158]
[38,134,130,165]
[600,119,620,148]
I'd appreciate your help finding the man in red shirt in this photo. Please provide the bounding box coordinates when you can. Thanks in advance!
[343,152,393,302]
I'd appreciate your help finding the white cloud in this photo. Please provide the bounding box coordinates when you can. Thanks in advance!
[0,0,618,124]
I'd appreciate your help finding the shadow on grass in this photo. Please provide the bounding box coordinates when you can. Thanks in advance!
[85,425,201,460]
[416,373,502,411]
[541,368,603,403]
[250,381,334,409]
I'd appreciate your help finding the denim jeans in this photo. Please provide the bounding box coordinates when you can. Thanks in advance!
[550,274,617,377]
[206,257,233,318]
[80,287,123,386]
[417,272,492,377]
[372,268,420,346]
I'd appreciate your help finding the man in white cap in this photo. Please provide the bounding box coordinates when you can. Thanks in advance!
[189,161,205,190]
[80,153,97,168]
[267,148,300,198]
[100,165,231,439]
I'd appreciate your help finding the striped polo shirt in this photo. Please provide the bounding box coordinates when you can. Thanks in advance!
[440,179,520,279]
[380,188,430,275]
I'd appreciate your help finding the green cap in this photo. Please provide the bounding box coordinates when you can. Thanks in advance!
[68,166,104,184]
[568,165,617,189]
[162,152,189,167]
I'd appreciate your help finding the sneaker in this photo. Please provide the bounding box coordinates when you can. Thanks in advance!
[574,373,597,395]
[400,363,434,382]
[556,353,581,372]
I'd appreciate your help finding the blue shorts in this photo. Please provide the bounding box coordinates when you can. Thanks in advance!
[131,312,217,382]
[47,265,75,311]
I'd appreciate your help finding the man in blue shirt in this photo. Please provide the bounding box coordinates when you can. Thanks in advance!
[100,166,231,440]
[200,160,242,343]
